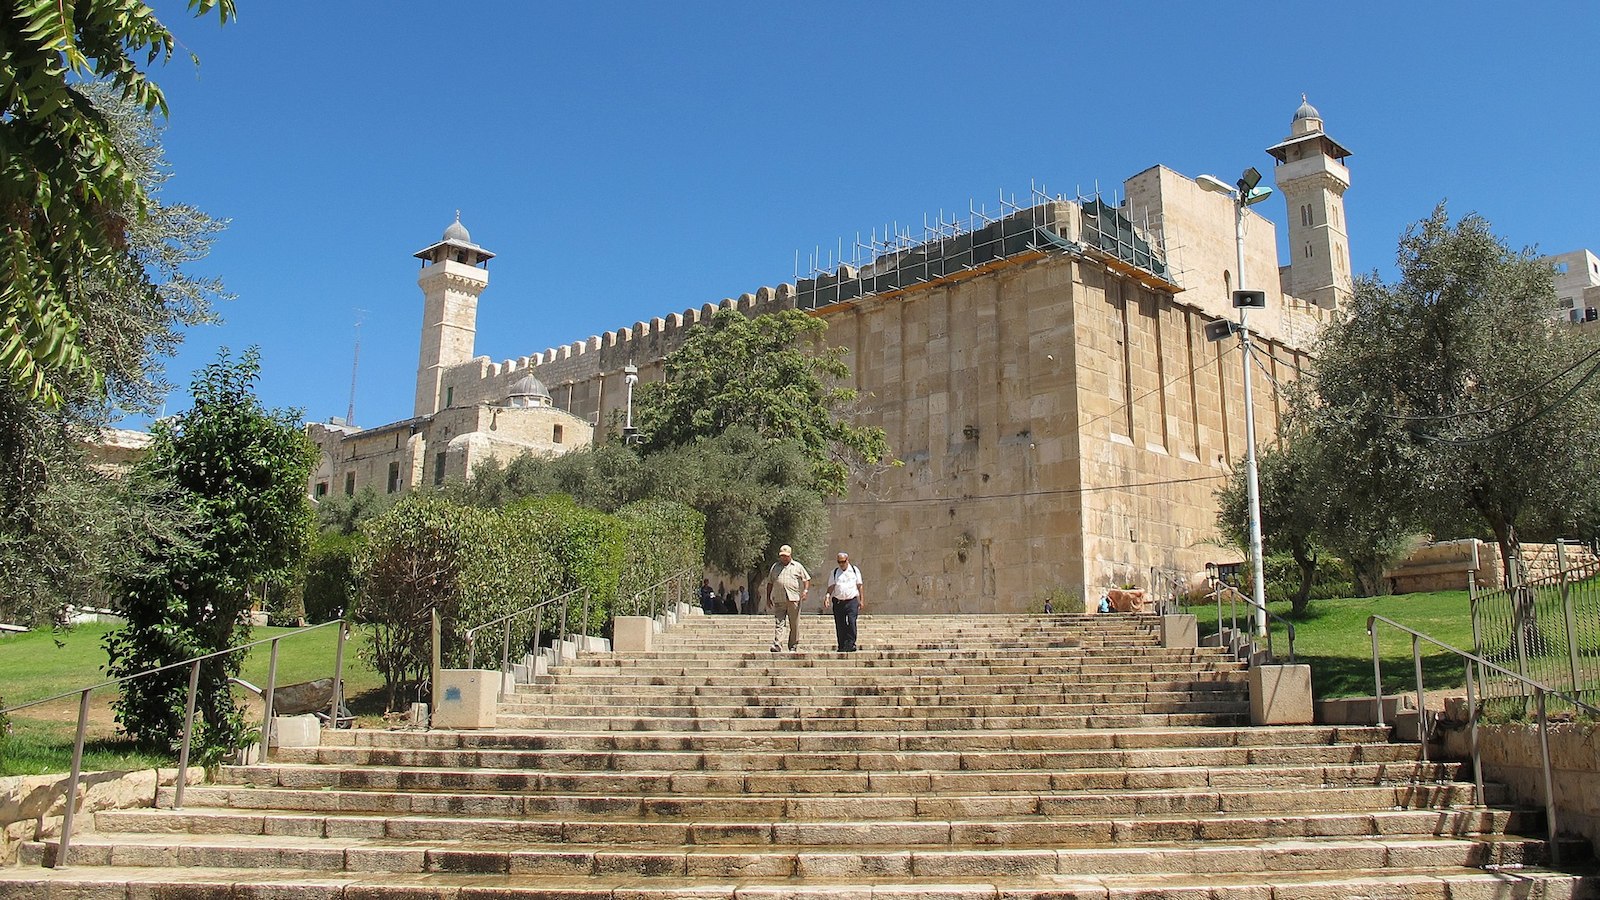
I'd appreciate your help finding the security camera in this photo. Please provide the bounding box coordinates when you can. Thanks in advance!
[623,364,638,386]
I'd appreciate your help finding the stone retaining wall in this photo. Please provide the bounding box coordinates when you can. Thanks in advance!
[0,767,200,864]
[1440,722,1600,854]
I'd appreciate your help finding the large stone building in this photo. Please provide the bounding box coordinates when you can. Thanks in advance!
[305,218,593,500]
[312,98,1356,611]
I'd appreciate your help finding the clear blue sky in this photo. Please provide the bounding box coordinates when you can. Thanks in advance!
[138,1,1598,429]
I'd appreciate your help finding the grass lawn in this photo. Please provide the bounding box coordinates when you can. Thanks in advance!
[0,620,383,776]
[1186,588,1480,701]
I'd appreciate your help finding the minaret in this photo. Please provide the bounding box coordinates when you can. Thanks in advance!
[1267,96,1353,309]
[413,213,494,417]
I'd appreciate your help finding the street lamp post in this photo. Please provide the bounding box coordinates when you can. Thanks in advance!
[622,363,640,445]
[1198,168,1272,638]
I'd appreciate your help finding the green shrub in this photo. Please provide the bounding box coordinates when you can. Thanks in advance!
[616,499,705,620]
[353,495,493,710]
[302,531,362,623]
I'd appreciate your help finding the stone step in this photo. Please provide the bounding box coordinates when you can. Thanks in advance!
[270,739,1426,771]
[494,700,1252,720]
[97,805,1537,847]
[154,778,1507,822]
[590,647,1222,659]
[546,658,1245,670]
[26,832,1581,878]
[203,765,1480,803]
[3,864,1595,900]
[510,681,1248,699]
[531,673,1248,690]
[15,612,1588,896]
[489,711,1252,731]
[314,724,1394,751]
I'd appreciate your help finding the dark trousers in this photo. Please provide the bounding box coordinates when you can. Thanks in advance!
[831,597,860,651]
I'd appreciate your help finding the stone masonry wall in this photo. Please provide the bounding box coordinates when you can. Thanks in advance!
[415,187,1323,611]
[1440,722,1600,856]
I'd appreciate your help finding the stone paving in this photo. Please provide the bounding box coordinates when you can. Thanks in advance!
[1,614,1594,898]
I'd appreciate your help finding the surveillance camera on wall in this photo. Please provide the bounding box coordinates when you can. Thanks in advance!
[623,364,639,386]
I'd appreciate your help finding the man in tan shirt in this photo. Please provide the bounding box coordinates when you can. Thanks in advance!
[764,544,811,652]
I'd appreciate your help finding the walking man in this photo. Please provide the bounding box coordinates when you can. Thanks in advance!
[765,545,810,652]
[825,552,865,652]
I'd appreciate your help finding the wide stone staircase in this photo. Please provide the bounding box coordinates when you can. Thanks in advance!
[5,614,1595,897]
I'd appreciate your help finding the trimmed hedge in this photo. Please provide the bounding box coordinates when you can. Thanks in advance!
[353,493,701,711]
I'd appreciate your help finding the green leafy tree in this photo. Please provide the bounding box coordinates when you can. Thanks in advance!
[105,349,317,755]
[1215,430,1327,614]
[0,81,226,628]
[1309,205,1600,588]
[353,494,490,710]
[647,427,827,595]
[458,442,647,512]
[1,0,234,407]
[635,307,890,496]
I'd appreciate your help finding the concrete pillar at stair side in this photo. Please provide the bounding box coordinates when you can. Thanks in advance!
[432,669,499,729]
[1249,664,1314,725]
[613,616,654,652]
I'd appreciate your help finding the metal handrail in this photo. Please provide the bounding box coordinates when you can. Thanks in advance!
[0,617,350,868]
[1205,581,1296,665]
[626,570,693,619]
[1366,614,1600,867]
[457,587,592,697]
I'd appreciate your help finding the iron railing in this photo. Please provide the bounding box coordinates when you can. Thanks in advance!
[624,570,695,619]
[1366,614,1600,867]
[458,587,588,697]
[0,618,350,867]
[1148,566,1189,617]
[1203,578,1296,665]
[1469,540,1600,713]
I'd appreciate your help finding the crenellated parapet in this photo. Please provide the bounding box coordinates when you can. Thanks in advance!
[437,282,798,425]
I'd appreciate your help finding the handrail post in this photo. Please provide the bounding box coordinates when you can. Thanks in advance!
[558,592,571,662]
[580,589,592,651]
[1369,622,1386,728]
[1463,659,1485,806]
[1536,689,1561,867]
[174,659,203,809]
[261,638,281,760]
[1211,578,1222,647]
[55,688,92,868]
[430,608,442,709]
[1510,556,1532,706]
[1411,634,1428,762]
[1555,540,1583,700]
[1468,570,1484,695]
[533,616,544,671]
[329,620,348,727]
[501,619,512,678]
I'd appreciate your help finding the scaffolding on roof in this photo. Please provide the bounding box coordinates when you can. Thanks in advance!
[792,181,1175,311]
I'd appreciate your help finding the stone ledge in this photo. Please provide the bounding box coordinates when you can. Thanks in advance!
[1439,721,1600,856]
[0,766,203,864]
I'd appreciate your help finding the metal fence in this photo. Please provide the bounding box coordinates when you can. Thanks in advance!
[1470,540,1600,713]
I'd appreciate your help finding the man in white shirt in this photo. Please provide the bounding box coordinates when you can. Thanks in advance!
[825,551,865,652]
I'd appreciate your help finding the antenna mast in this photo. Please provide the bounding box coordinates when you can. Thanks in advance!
[346,309,366,425]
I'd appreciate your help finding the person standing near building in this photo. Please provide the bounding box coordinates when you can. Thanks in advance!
[825,552,865,652]
[765,545,810,652]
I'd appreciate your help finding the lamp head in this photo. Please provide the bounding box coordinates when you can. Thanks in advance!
[1242,185,1274,206]
[1237,167,1263,193]
[1196,174,1234,196]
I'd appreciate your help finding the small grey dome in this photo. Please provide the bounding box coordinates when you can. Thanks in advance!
[443,211,471,244]
[1292,94,1320,123]
[504,373,552,408]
